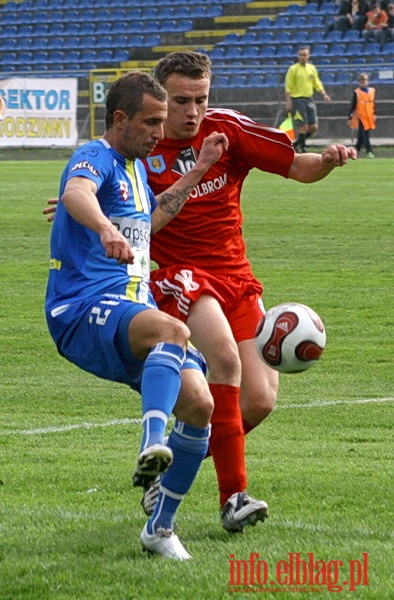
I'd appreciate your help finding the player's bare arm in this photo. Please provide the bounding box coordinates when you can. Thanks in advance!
[151,131,228,234]
[43,132,229,228]
[288,144,357,183]
[62,177,135,265]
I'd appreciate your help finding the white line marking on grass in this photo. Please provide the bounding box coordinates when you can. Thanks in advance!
[2,397,392,437]
[277,397,394,410]
[4,418,142,436]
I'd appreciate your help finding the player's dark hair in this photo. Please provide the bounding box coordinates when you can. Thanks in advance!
[105,71,167,128]
[154,51,212,86]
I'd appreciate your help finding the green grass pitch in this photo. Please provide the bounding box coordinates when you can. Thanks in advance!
[0,157,392,599]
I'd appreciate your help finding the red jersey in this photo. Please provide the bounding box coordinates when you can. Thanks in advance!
[144,108,294,276]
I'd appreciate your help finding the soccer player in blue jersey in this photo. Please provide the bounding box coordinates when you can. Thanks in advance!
[45,71,228,560]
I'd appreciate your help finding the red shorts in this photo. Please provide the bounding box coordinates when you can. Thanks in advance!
[150,266,265,343]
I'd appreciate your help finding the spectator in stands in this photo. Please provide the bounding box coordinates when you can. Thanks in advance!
[347,72,376,158]
[285,47,331,153]
[379,2,394,42]
[362,1,389,41]
[327,0,369,34]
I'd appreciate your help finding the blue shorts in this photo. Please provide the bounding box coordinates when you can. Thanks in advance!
[46,294,206,391]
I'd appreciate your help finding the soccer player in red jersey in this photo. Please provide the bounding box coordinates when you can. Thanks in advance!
[143,52,356,532]
[44,52,356,533]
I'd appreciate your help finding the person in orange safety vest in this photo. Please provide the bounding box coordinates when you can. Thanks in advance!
[347,72,376,158]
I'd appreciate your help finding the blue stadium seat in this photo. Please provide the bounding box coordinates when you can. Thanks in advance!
[287,16,307,28]
[283,3,302,14]
[276,44,294,58]
[238,32,258,45]
[308,31,325,44]
[246,73,266,87]
[325,30,343,43]
[290,31,309,44]
[335,71,350,83]
[255,32,274,43]
[343,30,361,42]
[228,74,248,88]
[112,49,130,62]
[300,2,318,14]
[212,74,230,88]
[381,41,394,55]
[345,43,363,56]
[272,16,290,29]
[224,46,243,59]
[209,47,226,59]
[307,16,325,28]
[320,71,336,84]
[80,23,96,36]
[258,45,276,58]
[327,43,346,56]
[241,46,260,59]
[273,31,291,44]
[252,17,273,30]
[312,43,329,57]
[47,51,65,65]
[364,42,381,54]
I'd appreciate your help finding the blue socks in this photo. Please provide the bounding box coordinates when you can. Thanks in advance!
[140,343,185,452]
[148,420,211,533]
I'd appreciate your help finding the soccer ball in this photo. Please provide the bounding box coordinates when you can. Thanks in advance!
[255,302,326,373]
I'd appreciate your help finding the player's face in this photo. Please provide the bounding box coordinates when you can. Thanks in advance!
[114,94,167,160]
[162,73,210,140]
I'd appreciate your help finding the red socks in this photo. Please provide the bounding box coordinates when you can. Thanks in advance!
[208,383,247,507]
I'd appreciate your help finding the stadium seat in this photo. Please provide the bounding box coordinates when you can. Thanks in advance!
[238,32,258,45]
[273,31,291,44]
[247,73,266,87]
[258,45,276,58]
[252,17,273,30]
[290,31,309,44]
[208,47,226,60]
[283,3,302,14]
[255,32,274,43]
[307,16,325,28]
[212,74,230,88]
[312,43,329,57]
[327,43,346,56]
[381,41,394,55]
[342,30,361,42]
[276,44,294,58]
[300,2,318,14]
[224,46,243,59]
[335,71,350,83]
[320,71,336,84]
[112,49,130,62]
[228,74,248,88]
[345,43,363,56]
[308,31,325,44]
[241,46,260,59]
[264,73,280,86]
[364,42,381,54]
[272,16,290,29]
[287,16,307,28]
[325,30,343,43]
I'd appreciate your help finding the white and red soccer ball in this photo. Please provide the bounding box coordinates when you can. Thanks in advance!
[255,302,326,373]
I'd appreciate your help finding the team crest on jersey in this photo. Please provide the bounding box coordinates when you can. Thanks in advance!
[172,147,198,176]
[146,155,166,173]
[119,180,129,201]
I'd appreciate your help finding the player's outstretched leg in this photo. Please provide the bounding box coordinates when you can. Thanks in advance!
[140,420,210,559]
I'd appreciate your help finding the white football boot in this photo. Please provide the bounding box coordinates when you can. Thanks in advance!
[140,523,192,560]
[221,491,269,533]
